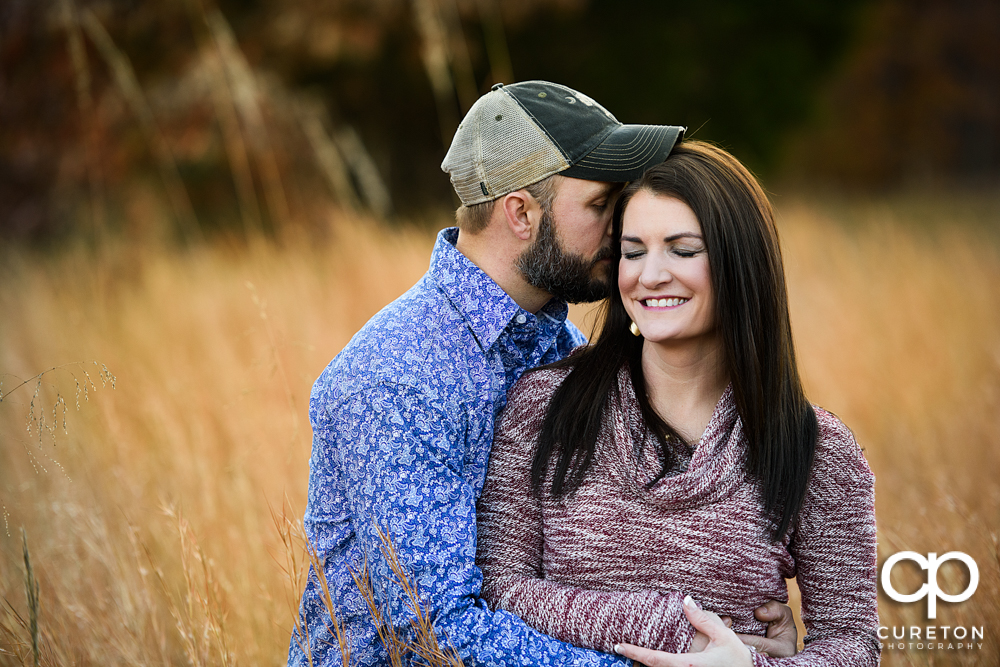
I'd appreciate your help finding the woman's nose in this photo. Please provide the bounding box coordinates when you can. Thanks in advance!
[639,257,673,288]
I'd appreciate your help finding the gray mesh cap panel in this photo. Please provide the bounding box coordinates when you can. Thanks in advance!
[441,89,568,206]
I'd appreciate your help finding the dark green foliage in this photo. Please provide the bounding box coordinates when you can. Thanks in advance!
[506,0,868,174]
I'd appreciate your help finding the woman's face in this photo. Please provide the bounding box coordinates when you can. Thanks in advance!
[618,190,715,346]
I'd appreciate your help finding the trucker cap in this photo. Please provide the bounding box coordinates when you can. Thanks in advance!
[442,80,685,206]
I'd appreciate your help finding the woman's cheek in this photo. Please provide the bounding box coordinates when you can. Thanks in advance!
[617,259,636,292]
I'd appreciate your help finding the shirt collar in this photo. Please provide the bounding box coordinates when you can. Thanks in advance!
[429,227,570,350]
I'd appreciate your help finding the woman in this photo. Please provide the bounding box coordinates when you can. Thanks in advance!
[476,141,879,666]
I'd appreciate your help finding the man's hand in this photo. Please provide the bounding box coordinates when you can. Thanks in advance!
[735,600,799,658]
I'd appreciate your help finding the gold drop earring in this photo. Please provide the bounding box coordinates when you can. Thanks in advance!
[629,321,641,337]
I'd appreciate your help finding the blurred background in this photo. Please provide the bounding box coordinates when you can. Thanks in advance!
[3,0,999,242]
[1,1,999,665]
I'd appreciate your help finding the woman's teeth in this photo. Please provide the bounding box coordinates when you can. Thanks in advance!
[644,297,688,308]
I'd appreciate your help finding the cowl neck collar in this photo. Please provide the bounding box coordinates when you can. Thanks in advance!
[606,365,748,510]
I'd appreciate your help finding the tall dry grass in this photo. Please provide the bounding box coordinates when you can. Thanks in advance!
[1,195,999,665]
[778,195,1000,666]
[0,219,435,665]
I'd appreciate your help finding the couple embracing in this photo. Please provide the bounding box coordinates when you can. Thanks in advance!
[288,81,879,667]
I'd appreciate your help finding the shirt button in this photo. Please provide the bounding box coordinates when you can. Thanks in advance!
[516,314,527,324]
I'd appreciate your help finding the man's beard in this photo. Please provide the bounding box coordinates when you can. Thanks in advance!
[516,207,613,304]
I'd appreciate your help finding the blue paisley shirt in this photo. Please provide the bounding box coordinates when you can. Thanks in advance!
[289,228,624,666]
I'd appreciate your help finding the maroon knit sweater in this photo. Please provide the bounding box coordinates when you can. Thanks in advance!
[476,365,879,666]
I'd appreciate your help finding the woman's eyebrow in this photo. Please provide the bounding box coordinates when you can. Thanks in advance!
[664,232,703,242]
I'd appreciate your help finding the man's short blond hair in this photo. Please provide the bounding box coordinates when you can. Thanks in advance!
[454,175,558,234]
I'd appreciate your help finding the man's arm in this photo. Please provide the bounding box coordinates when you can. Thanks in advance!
[325,382,626,666]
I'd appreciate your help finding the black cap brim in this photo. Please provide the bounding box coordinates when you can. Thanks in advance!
[561,124,685,182]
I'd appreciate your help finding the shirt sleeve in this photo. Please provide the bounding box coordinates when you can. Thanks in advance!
[324,382,626,667]
[752,412,881,667]
[476,375,697,655]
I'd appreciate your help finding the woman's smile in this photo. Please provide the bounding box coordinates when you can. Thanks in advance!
[641,297,690,309]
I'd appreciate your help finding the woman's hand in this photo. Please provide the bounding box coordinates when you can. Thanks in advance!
[614,596,754,667]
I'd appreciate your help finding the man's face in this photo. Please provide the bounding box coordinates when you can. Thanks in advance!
[516,177,617,304]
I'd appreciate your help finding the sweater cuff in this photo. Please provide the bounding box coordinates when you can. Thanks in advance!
[644,592,696,653]
[675,616,697,654]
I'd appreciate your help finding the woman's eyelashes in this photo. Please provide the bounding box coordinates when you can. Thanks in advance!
[620,245,704,260]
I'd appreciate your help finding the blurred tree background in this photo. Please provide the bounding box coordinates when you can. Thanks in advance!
[1,0,998,243]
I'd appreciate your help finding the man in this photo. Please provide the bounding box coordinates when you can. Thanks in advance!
[289,81,793,666]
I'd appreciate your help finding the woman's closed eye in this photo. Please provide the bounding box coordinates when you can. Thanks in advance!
[621,246,703,260]
[671,246,703,258]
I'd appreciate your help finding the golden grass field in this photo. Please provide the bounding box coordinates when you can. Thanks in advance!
[1,196,998,666]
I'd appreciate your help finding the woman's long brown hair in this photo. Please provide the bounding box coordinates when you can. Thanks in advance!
[529,140,817,542]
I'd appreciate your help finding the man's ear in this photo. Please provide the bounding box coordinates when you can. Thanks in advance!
[500,190,541,242]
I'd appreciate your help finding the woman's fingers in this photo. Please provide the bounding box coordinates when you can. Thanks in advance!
[736,633,771,656]
[680,595,728,641]
[737,630,797,659]
[615,639,754,667]
[689,631,711,652]
[614,643,687,667]
[613,597,753,667]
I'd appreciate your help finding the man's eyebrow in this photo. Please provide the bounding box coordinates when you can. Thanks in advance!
[592,183,618,199]
[620,232,703,243]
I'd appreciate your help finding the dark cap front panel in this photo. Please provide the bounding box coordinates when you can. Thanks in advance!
[503,81,621,166]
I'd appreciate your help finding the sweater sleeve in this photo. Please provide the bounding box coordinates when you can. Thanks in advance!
[753,409,880,667]
[476,371,697,655]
